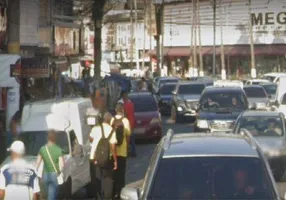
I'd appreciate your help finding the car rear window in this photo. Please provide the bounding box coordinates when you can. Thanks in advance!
[159,84,176,95]
[149,157,275,200]
[178,84,205,95]
[159,79,179,87]
[129,94,158,112]
[244,87,267,98]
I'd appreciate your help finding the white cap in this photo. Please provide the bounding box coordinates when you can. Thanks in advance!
[7,141,25,155]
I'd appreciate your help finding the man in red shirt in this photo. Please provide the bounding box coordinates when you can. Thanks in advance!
[121,91,136,157]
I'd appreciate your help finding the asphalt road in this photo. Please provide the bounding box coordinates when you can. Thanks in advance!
[126,116,286,199]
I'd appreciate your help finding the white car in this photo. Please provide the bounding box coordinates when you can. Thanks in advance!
[213,80,243,89]
[263,73,286,83]
[245,79,269,85]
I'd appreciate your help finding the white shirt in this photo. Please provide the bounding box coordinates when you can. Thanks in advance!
[89,123,117,160]
[0,159,40,200]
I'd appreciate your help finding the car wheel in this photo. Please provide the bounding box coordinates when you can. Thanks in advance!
[64,178,72,199]
[274,167,285,181]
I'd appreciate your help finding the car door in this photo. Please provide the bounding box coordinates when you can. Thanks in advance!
[69,130,90,194]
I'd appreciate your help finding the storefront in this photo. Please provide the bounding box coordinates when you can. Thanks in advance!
[151,0,286,77]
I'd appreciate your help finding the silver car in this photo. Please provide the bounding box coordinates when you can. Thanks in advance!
[243,85,270,110]
[121,130,279,200]
[234,111,286,181]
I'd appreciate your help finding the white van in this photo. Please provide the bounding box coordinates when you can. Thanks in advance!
[1,98,93,198]
[263,73,286,83]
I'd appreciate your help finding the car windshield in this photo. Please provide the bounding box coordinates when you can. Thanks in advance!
[237,116,284,136]
[18,131,69,156]
[130,94,158,112]
[244,87,266,98]
[159,79,178,87]
[149,157,275,200]
[263,76,275,82]
[262,84,277,96]
[178,84,205,95]
[159,84,176,95]
[199,92,247,111]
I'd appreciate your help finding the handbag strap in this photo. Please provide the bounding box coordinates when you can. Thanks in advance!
[45,145,58,174]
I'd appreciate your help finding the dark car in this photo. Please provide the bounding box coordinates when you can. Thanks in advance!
[157,82,178,115]
[153,77,179,93]
[190,76,214,86]
[171,82,206,123]
[233,111,286,181]
[129,92,162,141]
[260,82,277,103]
[243,85,270,110]
[121,130,280,200]
[194,86,248,132]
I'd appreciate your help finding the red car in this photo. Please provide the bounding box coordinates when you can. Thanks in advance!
[129,92,162,142]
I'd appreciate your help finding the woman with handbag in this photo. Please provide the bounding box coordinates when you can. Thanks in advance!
[36,130,64,200]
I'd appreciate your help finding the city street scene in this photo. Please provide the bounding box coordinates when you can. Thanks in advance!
[1,0,286,199]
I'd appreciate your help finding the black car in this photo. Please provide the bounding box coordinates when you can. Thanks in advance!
[194,86,249,132]
[157,82,178,115]
[171,82,206,123]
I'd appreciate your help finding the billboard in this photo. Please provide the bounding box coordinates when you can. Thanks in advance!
[54,26,80,56]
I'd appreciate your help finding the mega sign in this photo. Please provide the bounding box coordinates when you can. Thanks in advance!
[251,12,286,32]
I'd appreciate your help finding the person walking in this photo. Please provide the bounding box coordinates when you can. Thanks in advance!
[110,103,131,199]
[0,140,40,200]
[121,91,136,157]
[36,130,64,200]
[89,113,118,200]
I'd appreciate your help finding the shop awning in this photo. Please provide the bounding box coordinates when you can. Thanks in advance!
[149,44,286,57]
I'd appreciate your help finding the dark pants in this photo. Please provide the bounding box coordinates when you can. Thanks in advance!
[113,157,127,199]
[91,160,114,200]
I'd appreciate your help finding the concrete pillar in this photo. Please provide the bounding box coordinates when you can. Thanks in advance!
[7,0,20,54]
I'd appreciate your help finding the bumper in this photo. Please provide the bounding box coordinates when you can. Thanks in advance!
[133,124,162,140]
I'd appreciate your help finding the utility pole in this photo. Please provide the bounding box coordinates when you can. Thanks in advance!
[212,0,217,77]
[249,0,256,78]
[149,0,153,73]
[134,0,140,76]
[7,0,20,54]
[130,0,134,68]
[220,0,226,80]
[198,0,204,77]
[188,0,194,78]
[193,0,198,77]
[142,0,147,72]
[160,1,164,76]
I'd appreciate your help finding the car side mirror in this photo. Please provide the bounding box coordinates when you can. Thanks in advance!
[73,144,83,157]
[120,187,139,200]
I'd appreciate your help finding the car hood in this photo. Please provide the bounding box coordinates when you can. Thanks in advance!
[179,94,201,101]
[255,137,286,157]
[247,98,268,104]
[198,111,242,121]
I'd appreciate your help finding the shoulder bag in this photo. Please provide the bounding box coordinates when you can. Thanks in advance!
[45,146,64,185]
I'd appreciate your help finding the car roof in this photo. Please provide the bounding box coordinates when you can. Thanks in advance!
[178,81,206,85]
[163,133,258,158]
[129,91,153,97]
[260,82,277,86]
[241,110,281,117]
[249,79,269,82]
[158,77,179,81]
[243,85,264,89]
[204,86,243,93]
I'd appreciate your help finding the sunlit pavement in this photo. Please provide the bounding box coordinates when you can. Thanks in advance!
[58,117,286,199]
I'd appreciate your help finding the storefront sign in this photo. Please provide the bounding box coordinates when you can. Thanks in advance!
[10,57,50,78]
[252,12,286,32]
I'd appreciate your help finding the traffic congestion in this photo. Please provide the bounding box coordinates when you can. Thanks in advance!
[2,71,286,200]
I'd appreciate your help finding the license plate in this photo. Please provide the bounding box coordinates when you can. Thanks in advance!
[133,128,145,134]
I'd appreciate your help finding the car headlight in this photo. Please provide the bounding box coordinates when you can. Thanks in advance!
[197,119,209,129]
[150,117,161,125]
[177,106,183,112]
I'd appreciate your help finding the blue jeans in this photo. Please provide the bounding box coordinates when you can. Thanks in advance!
[43,172,58,200]
[130,134,136,155]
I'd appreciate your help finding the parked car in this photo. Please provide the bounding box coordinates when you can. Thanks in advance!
[263,72,286,83]
[190,76,214,85]
[121,130,280,200]
[243,85,270,110]
[233,111,286,181]
[129,92,162,142]
[194,86,248,133]
[171,82,206,123]
[245,79,269,85]
[260,82,277,103]
[157,82,178,115]
[1,98,93,198]
[153,77,179,93]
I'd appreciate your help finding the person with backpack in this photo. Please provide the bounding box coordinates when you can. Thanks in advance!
[110,103,131,199]
[89,113,118,200]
